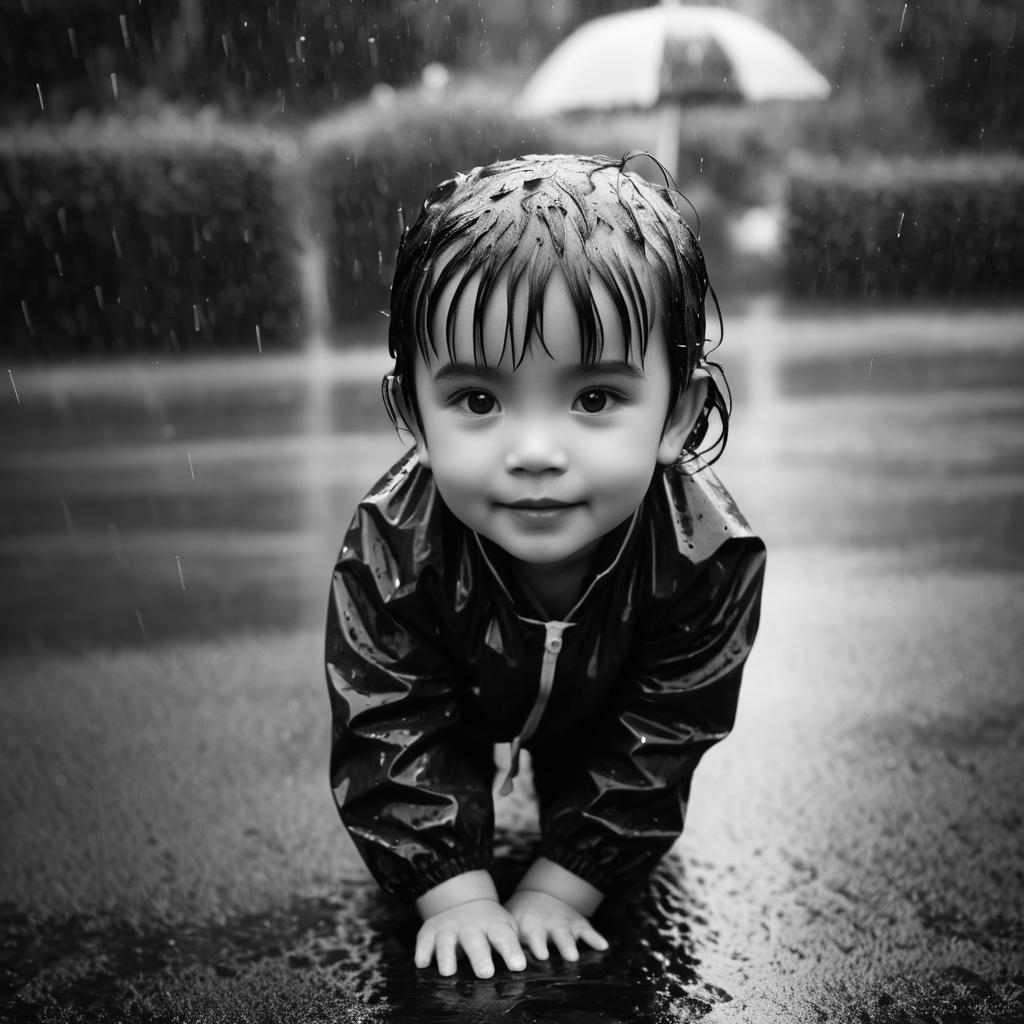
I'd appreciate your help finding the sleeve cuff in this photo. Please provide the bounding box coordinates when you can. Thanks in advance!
[386,850,494,902]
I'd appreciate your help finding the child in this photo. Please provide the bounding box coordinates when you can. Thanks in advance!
[325,153,765,980]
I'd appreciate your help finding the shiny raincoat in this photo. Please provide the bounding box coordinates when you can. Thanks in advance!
[325,448,766,902]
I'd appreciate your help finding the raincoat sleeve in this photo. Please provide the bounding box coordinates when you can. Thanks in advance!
[533,536,766,893]
[325,513,496,903]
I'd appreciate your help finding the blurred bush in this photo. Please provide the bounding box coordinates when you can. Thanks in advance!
[303,93,564,328]
[0,115,305,358]
[782,155,1024,302]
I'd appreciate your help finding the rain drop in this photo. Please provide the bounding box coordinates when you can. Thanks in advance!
[68,28,79,59]
[896,211,905,238]
[36,83,44,111]
[57,207,67,234]
[255,324,263,353]
[187,453,196,480]
[8,369,20,404]
[120,14,130,49]
[175,555,186,590]
[193,304,201,331]
[20,301,33,335]
[54,252,63,276]
[110,73,119,100]
[135,609,147,636]
[112,228,122,258]
[94,285,105,309]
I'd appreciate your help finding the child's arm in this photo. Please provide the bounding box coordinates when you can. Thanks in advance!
[504,857,608,963]
[414,870,527,978]
[531,538,767,898]
[326,496,498,914]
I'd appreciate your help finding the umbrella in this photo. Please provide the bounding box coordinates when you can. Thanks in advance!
[516,4,830,175]
[517,5,830,115]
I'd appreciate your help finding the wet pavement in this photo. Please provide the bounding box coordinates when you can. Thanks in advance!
[1,304,1023,1022]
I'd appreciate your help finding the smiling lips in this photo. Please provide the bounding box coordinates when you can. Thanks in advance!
[495,498,584,520]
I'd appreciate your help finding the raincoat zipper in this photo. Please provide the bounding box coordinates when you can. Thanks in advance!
[472,512,640,796]
[499,620,571,796]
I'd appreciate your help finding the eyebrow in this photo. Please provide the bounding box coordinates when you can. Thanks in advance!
[431,359,646,385]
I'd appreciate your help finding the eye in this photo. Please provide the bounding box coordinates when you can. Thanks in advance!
[574,388,615,414]
[453,390,498,415]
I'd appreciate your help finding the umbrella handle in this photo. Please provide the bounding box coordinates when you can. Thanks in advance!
[655,104,680,181]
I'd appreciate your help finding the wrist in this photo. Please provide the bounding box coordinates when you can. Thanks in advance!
[415,870,499,919]
[515,857,604,916]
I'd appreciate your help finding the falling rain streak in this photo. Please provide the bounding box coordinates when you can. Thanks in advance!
[175,556,186,590]
[8,369,20,404]
[897,211,906,238]
[187,453,196,480]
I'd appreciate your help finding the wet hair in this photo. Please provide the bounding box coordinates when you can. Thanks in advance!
[384,152,730,464]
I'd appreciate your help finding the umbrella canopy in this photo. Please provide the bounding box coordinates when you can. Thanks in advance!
[516,5,831,117]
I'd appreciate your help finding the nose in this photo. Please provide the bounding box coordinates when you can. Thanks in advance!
[504,422,568,475]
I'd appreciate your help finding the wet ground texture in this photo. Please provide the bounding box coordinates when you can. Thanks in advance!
[2,306,1023,1022]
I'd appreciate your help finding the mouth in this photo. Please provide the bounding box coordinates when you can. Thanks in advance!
[497,498,582,510]
[494,498,584,520]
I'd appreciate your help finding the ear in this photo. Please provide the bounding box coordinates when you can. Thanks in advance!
[385,373,431,467]
[657,370,709,466]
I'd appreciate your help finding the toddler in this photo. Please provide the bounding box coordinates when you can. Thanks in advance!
[325,153,766,979]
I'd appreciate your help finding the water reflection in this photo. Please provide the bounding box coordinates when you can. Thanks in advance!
[1,833,726,1023]
[353,849,722,1024]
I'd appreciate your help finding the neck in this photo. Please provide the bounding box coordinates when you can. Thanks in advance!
[514,559,590,620]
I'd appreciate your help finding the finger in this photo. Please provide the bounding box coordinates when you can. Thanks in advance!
[435,931,459,977]
[521,925,550,961]
[551,925,580,962]
[487,922,527,972]
[575,921,610,952]
[459,927,495,979]
[414,927,435,970]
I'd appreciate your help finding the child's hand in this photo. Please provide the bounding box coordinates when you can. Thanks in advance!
[504,889,609,963]
[415,898,528,978]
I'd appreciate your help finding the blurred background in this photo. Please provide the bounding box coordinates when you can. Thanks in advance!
[1,3,1023,1022]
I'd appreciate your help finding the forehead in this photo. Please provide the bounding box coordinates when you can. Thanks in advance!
[423,253,657,369]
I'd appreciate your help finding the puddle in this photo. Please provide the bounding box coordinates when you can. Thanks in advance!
[1,834,730,1024]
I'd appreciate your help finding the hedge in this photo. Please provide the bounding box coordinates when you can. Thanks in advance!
[303,94,567,329]
[0,115,305,359]
[782,155,1024,301]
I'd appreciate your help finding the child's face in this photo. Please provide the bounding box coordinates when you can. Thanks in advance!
[411,268,701,576]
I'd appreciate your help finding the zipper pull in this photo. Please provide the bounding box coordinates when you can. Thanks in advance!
[544,622,565,655]
[498,621,571,798]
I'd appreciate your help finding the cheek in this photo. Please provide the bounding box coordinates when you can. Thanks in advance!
[425,432,493,492]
